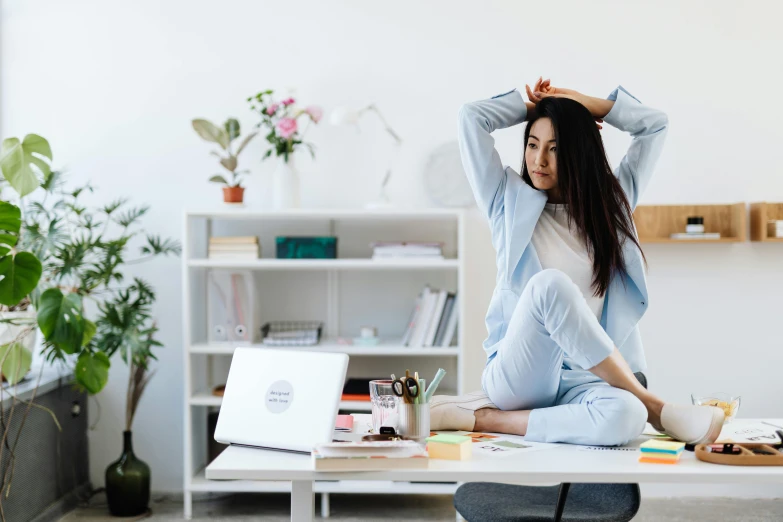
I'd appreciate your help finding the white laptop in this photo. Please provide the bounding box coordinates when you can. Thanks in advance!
[214,347,349,454]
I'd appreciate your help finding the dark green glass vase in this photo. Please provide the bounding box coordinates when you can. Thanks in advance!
[105,431,150,517]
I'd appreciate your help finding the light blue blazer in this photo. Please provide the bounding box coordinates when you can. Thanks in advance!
[457,86,668,373]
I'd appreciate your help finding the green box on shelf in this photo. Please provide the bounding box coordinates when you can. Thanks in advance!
[276,236,338,259]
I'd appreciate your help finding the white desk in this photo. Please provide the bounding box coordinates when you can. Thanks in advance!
[206,418,783,522]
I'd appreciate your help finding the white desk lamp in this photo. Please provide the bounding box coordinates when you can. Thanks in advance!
[330,104,402,209]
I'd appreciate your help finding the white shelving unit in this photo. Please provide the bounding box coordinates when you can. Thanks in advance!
[182,208,465,518]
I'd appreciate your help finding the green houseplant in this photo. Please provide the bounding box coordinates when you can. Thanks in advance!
[22,171,179,516]
[192,117,257,203]
[0,134,179,517]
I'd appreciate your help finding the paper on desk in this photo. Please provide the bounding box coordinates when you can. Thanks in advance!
[716,420,781,444]
[473,434,558,457]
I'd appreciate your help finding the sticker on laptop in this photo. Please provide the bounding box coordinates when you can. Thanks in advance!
[266,380,294,413]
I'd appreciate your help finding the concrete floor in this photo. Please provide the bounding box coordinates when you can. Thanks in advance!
[61,492,783,521]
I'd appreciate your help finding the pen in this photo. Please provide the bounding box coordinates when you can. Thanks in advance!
[424,368,446,403]
[418,378,425,405]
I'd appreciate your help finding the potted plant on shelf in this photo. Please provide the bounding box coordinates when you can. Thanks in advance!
[192,117,257,204]
[248,90,322,209]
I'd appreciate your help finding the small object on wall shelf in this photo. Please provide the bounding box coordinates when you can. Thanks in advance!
[750,202,783,242]
[261,321,323,346]
[633,204,746,243]
[276,236,337,258]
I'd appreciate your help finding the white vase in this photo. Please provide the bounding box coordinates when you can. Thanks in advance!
[271,156,300,210]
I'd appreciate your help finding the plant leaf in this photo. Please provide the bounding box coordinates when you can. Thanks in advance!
[209,175,229,185]
[0,200,21,256]
[219,156,237,172]
[192,119,229,149]
[22,133,53,161]
[0,341,32,385]
[75,351,110,394]
[235,132,257,157]
[37,288,85,354]
[224,118,241,142]
[0,134,53,197]
[0,252,43,306]
[141,235,181,256]
[82,319,97,347]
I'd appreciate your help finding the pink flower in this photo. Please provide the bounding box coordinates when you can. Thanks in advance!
[305,105,323,123]
[266,103,279,115]
[281,97,296,106]
[276,117,298,139]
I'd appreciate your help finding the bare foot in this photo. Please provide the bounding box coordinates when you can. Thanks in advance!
[473,408,531,436]
[473,408,493,432]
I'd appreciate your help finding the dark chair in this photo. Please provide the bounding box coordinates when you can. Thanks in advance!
[453,372,648,522]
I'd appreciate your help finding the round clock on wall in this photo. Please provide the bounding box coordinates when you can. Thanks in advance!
[423,141,476,208]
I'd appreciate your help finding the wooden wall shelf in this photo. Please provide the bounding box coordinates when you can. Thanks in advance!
[633,204,746,244]
[750,202,783,242]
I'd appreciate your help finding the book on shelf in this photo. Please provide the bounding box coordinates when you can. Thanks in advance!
[403,285,458,348]
[340,393,371,402]
[208,236,260,259]
[439,295,459,347]
[423,289,448,347]
[209,236,259,244]
[370,241,443,259]
[312,441,429,471]
[433,293,456,346]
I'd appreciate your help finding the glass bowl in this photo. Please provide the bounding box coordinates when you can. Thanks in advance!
[691,392,740,423]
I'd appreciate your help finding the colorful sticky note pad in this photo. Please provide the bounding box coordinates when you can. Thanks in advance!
[426,434,472,445]
[640,440,685,454]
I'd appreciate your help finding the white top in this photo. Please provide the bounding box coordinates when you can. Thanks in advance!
[531,203,605,321]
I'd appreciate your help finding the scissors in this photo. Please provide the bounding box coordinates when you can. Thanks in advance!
[392,371,420,404]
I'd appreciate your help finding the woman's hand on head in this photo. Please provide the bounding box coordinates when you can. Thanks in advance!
[525,77,603,129]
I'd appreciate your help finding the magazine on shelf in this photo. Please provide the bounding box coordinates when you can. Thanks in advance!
[402,285,458,348]
[424,289,449,347]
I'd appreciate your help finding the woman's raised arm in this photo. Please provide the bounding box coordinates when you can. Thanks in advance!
[457,90,534,220]
[530,84,668,209]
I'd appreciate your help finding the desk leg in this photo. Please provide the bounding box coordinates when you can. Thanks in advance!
[321,492,330,518]
[291,480,314,522]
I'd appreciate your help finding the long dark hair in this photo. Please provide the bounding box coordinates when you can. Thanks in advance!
[521,97,644,297]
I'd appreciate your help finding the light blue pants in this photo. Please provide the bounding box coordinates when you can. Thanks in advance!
[482,269,648,446]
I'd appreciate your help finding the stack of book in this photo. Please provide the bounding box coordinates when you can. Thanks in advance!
[371,242,443,260]
[208,236,260,260]
[312,440,429,471]
[401,286,458,348]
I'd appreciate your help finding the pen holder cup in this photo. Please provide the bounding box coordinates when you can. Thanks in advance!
[396,403,430,442]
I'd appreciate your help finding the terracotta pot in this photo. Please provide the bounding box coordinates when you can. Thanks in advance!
[222,186,244,203]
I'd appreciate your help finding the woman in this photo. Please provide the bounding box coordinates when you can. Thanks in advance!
[430,78,724,446]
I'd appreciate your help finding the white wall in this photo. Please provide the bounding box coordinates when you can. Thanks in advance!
[3,0,782,495]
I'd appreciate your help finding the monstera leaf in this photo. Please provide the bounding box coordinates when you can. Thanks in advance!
[75,351,110,394]
[37,288,85,354]
[0,201,42,306]
[0,341,32,385]
[0,134,52,197]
